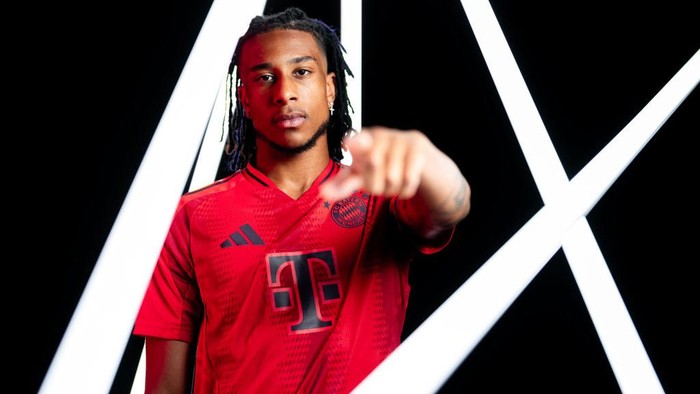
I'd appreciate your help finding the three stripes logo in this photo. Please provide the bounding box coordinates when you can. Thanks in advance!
[220,224,264,248]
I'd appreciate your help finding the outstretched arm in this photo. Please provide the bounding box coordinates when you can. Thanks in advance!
[320,126,471,240]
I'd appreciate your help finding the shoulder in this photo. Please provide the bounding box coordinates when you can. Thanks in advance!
[177,170,245,211]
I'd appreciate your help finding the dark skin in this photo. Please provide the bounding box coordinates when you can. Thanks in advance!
[239,29,337,199]
[143,29,471,393]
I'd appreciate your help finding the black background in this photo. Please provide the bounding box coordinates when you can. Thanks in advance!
[17,0,698,393]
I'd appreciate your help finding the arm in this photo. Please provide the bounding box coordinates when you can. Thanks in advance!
[143,337,193,394]
[320,126,471,240]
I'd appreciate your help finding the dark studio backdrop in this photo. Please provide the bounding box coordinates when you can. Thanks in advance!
[20,0,697,393]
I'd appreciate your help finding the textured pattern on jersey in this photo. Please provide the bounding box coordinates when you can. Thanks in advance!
[134,160,453,393]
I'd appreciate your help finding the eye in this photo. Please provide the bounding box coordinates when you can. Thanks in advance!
[295,68,312,77]
[256,74,275,83]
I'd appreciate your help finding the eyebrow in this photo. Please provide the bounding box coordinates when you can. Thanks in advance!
[248,56,319,73]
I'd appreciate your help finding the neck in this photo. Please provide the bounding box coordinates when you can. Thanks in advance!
[255,138,331,199]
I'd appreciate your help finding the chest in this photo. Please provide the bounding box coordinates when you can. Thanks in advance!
[188,190,373,296]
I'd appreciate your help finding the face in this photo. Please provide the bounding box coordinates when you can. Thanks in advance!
[237,29,336,156]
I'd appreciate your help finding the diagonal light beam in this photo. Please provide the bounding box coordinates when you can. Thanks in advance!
[38,1,265,393]
[352,46,699,394]
[130,62,232,394]
[460,0,668,392]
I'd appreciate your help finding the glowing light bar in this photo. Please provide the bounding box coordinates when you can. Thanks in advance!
[353,46,699,393]
[38,1,265,393]
[460,0,670,392]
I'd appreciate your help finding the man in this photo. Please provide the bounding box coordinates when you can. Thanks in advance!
[134,7,470,393]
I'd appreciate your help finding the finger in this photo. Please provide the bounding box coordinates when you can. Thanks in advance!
[384,134,406,196]
[319,170,364,200]
[399,145,424,199]
[345,129,373,158]
[360,129,390,195]
[320,132,372,200]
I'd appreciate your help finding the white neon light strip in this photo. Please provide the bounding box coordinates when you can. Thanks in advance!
[129,74,231,394]
[130,16,249,394]
[341,0,362,165]
[460,0,665,392]
[38,1,265,393]
[353,47,699,393]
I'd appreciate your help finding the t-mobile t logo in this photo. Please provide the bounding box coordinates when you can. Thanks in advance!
[267,249,341,332]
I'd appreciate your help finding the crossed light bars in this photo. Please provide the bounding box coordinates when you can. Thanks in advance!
[355,1,698,392]
[39,0,698,393]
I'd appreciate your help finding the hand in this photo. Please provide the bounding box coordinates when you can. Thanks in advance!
[320,127,435,200]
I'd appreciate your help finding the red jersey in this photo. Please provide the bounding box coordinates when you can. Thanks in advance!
[134,160,453,393]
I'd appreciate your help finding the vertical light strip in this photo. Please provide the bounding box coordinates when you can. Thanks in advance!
[353,44,698,394]
[341,0,362,165]
[38,1,265,393]
[460,0,665,392]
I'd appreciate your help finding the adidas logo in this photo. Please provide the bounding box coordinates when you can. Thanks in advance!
[220,224,264,248]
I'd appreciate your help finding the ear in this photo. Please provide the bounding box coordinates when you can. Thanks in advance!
[326,72,336,108]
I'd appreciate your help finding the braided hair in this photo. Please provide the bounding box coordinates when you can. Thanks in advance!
[223,7,355,173]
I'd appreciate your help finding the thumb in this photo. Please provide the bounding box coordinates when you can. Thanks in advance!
[345,130,373,159]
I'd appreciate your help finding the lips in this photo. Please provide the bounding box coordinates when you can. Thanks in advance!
[273,112,306,128]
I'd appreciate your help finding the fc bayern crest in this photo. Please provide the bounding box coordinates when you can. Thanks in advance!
[331,195,367,228]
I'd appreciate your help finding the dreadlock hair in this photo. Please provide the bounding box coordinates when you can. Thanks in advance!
[223,7,355,173]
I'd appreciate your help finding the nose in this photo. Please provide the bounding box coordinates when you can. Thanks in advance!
[273,75,297,105]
